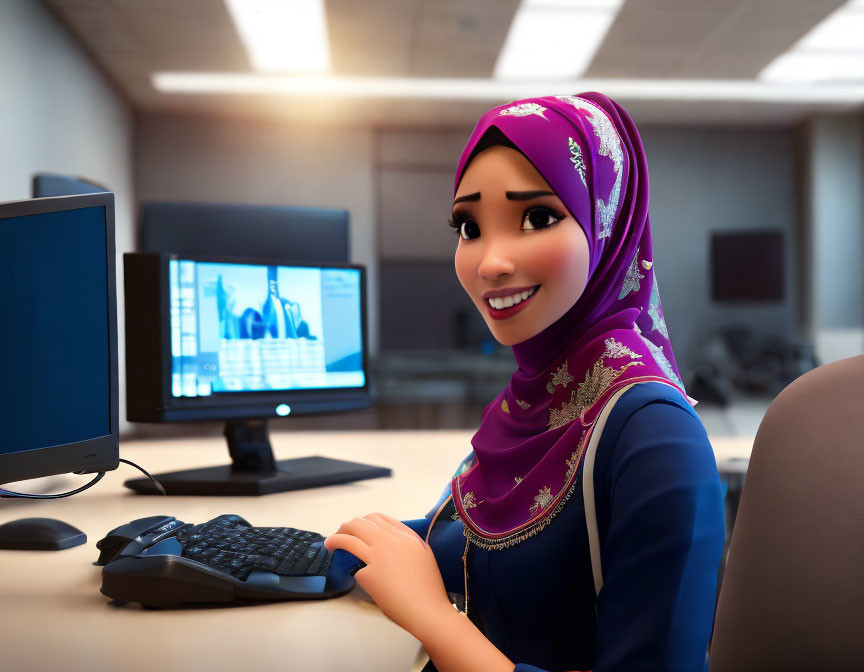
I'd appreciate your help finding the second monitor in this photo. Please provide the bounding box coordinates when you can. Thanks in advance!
[124,253,389,495]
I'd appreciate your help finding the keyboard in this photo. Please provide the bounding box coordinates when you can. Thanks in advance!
[95,514,356,608]
[174,516,333,580]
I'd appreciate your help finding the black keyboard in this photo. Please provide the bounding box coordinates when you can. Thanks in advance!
[96,514,355,607]
[175,517,333,580]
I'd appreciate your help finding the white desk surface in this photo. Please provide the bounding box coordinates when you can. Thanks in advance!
[0,430,753,672]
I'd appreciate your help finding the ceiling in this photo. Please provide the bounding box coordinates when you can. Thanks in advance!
[43,0,859,127]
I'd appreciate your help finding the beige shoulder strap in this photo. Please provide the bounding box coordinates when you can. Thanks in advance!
[582,383,636,596]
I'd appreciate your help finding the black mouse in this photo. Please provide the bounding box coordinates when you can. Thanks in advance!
[0,517,87,551]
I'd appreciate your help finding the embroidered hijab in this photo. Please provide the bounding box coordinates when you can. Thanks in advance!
[450,93,691,549]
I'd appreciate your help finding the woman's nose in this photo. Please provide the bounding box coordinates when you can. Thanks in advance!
[477,243,516,280]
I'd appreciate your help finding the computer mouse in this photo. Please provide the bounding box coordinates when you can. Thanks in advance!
[0,517,87,551]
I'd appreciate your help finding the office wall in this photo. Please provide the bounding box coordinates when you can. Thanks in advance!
[376,125,802,380]
[134,114,379,352]
[804,115,864,364]
[0,0,135,433]
[642,126,800,375]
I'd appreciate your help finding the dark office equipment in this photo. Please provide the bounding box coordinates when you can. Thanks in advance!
[0,193,119,548]
[97,514,356,607]
[32,173,110,198]
[0,518,87,551]
[711,231,784,302]
[139,201,350,262]
[710,356,864,670]
[123,252,388,496]
[0,193,119,483]
[689,326,815,401]
[380,261,489,351]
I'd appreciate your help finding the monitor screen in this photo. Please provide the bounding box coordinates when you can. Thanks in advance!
[711,231,784,302]
[0,206,111,455]
[139,201,349,262]
[168,259,365,400]
[0,193,118,484]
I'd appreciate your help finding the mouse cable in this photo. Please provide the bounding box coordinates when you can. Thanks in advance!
[0,458,167,499]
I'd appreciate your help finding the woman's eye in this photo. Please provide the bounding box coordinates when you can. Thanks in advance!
[522,207,564,231]
[451,220,480,240]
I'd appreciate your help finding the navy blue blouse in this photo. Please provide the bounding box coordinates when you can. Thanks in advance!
[403,382,725,672]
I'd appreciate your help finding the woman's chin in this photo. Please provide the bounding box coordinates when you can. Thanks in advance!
[486,323,539,347]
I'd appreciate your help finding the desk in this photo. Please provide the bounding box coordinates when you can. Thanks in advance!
[0,430,753,672]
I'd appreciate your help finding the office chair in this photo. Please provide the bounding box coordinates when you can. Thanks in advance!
[709,355,864,671]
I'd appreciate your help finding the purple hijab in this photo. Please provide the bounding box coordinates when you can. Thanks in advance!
[450,93,691,549]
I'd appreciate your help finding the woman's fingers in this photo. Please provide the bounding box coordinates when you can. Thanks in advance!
[335,515,384,545]
[366,512,429,548]
[323,533,372,564]
[370,511,412,532]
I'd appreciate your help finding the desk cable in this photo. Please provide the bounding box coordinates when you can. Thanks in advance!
[0,458,166,498]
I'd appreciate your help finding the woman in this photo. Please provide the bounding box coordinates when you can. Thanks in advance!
[325,93,725,672]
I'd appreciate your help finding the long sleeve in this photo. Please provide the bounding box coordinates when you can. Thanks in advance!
[591,399,724,672]
[511,398,724,672]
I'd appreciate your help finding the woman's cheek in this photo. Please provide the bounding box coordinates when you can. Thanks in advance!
[454,246,480,307]
[528,235,590,314]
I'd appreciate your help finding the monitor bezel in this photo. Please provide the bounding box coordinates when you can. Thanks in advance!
[0,193,119,483]
[156,252,370,418]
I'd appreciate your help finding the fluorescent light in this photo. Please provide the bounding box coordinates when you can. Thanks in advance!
[760,0,864,83]
[798,5,864,51]
[225,0,330,73]
[152,72,864,104]
[761,52,864,84]
[494,0,624,79]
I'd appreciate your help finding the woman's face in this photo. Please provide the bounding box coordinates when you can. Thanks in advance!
[453,145,591,346]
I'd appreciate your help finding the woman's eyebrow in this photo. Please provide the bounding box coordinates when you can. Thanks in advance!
[453,192,481,204]
[506,190,555,200]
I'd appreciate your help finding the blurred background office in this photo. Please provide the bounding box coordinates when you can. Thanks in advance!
[1,0,861,439]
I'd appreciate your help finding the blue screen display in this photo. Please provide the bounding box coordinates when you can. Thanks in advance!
[169,260,365,397]
[0,206,111,455]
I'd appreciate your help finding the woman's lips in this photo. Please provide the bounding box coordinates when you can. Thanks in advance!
[485,285,540,320]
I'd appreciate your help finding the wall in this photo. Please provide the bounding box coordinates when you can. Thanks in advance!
[641,126,801,376]
[134,114,379,352]
[0,0,135,433]
[803,115,864,364]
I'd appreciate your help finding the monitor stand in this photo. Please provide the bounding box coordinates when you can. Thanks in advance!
[124,419,391,496]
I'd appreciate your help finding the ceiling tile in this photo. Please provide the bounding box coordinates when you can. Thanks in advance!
[587,0,848,78]
[327,0,418,76]
[412,0,519,77]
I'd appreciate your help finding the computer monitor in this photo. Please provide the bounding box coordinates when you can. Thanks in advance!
[711,230,784,302]
[139,201,350,262]
[31,173,110,198]
[124,252,388,495]
[0,193,119,484]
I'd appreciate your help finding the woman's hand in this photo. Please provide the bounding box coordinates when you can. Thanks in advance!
[324,512,453,641]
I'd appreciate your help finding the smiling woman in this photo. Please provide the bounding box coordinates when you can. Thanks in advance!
[451,144,591,346]
[326,93,724,672]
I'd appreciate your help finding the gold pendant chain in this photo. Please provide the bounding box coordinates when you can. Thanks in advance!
[462,535,470,617]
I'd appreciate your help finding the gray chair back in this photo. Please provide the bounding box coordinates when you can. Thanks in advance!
[710,355,864,671]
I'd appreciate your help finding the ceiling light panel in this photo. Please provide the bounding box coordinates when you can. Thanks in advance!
[798,3,864,51]
[225,0,330,73]
[760,0,864,83]
[494,0,624,79]
[762,53,864,84]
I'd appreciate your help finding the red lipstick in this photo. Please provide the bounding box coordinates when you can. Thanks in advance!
[485,285,540,321]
